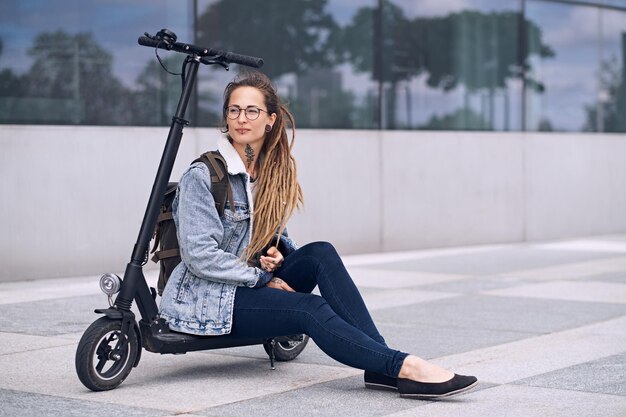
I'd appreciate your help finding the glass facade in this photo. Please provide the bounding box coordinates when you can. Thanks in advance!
[525,1,626,132]
[0,0,624,132]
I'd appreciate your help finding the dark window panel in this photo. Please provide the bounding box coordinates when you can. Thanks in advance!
[381,1,527,131]
[0,0,191,126]
[525,1,598,132]
[195,0,378,129]
[594,8,626,132]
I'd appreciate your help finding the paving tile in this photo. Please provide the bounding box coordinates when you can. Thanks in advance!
[579,270,626,284]
[195,375,422,417]
[0,277,101,305]
[371,294,626,334]
[0,388,167,417]
[534,239,626,254]
[0,294,140,336]
[361,288,460,311]
[360,249,620,276]
[505,256,626,281]
[415,275,534,294]
[594,235,626,243]
[434,316,626,384]
[515,352,626,396]
[341,245,510,268]
[0,332,75,356]
[0,271,159,305]
[0,342,359,414]
[382,384,626,417]
[348,267,469,289]
[374,323,536,360]
[485,281,626,304]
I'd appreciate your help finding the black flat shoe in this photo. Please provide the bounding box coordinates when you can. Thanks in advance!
[397,374,478,400]
[364,371,398,391]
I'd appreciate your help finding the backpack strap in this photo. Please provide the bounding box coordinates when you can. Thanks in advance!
[150,184,177,257]
[194,151,235,217]
[151,248,180,263]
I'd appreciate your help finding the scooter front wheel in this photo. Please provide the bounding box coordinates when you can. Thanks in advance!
[75,317,139,391]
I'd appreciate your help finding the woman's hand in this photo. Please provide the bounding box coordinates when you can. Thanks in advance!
[260,246,284,272]
[266,277,294,292]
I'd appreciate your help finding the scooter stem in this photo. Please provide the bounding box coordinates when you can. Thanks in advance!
[115,56,200,313]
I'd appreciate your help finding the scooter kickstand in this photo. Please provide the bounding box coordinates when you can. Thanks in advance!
[269,339,276,370]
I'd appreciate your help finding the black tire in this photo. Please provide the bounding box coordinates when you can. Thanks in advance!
[75,317,139,391]
[263,334,309,361]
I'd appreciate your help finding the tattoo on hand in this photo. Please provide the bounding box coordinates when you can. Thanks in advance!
[270,277,284,285]
[245,144,254,168]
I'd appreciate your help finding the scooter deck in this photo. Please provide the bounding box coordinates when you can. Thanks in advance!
[139,320,292,354]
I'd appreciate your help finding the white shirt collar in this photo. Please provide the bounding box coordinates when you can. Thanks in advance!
[217,136,246,176]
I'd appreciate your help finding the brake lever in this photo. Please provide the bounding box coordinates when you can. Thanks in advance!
[199,56,229,70]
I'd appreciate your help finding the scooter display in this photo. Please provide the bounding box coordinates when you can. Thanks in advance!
[75,29,309,392]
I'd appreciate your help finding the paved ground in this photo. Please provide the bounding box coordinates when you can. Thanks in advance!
[1,235,626,417]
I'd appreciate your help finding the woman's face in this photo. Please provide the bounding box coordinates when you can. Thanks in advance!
[226,86,276,147]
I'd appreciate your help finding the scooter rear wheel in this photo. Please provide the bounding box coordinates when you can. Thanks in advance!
[75,317,139,391]
[263,334,309,361]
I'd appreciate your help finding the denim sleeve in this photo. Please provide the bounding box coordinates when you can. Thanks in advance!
[175,165,261,287]
[253,270,274,288]
[276,227,298,257]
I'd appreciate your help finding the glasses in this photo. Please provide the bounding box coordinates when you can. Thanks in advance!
[226,105,268,121]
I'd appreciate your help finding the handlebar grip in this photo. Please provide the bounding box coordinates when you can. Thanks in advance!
[138,36,160,49]
[222,52,264,68]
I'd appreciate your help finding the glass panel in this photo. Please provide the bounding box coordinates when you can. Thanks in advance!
[525,1,599,132]
[594,0,626,8]
[382,0,526,131]
[0,0,191,125]
[195,0,378,129]
[595,7,626,132]
[1,0,621,131]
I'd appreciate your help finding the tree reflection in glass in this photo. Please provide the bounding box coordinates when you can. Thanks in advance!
[342,1,554,131]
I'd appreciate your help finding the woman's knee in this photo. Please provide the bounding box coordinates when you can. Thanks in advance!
[297,293,336,323]
[300,241,338,259]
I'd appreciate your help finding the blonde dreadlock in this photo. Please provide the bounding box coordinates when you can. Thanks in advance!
[221,71,303,263]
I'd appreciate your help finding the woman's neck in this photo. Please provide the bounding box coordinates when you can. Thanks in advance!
[233,141,262,179]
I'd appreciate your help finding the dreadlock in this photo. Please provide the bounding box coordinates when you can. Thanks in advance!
[221,71,303,263]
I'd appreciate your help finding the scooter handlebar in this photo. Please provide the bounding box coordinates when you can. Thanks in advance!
[137,35,264,68]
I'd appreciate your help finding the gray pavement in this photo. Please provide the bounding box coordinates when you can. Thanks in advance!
[1,235,626,416]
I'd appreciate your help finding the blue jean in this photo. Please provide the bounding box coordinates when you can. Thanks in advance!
[230,241,409,377]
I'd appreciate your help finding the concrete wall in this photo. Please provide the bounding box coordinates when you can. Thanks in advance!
[2,125,626,281]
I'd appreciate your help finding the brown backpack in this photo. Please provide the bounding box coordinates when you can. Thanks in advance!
[150,151,235,296]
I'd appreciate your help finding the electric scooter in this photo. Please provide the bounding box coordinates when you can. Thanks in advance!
[75,29,309,392]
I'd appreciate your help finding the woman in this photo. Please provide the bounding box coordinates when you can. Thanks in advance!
[159,71,477,400]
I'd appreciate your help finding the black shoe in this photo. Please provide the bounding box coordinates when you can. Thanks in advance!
[397,374,478,400]
[364,371,398,391]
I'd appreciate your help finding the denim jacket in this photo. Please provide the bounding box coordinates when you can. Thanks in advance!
[159,136,297,335]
